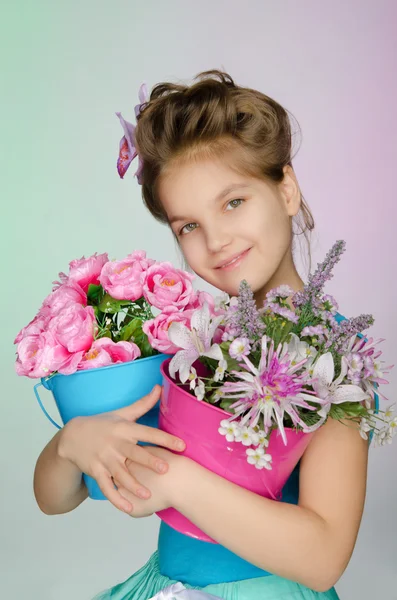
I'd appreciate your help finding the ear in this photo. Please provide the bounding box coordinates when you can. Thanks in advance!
[279,165,301,217]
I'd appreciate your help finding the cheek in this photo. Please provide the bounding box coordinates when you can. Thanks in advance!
[178,235,204,273]
[251,201,291,246]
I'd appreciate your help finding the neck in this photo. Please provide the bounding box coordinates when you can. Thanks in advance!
[253,252,305,309]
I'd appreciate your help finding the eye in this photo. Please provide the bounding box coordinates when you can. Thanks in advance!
[226,198,244,210]
[180,222,198,235]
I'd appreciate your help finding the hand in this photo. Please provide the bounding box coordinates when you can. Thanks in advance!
[58,385,186,514]
[114,446,182,518]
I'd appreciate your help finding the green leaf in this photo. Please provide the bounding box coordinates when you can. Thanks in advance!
[120,318,143,342]
[331,401,367,418]
[87,284,104,306]
[219,398,236,413]
[98,293,133,314]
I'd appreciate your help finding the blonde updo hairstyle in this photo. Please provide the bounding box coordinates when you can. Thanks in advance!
[134,69,315,274]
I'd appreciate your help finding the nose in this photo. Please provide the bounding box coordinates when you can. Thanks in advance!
[204,221,233,254]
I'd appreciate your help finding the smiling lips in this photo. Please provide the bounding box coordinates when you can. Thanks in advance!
[215,248,252,271]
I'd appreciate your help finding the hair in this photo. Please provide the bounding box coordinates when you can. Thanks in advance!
[134,69,315,275]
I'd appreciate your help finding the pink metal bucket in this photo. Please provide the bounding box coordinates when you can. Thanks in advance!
[156,358,313,543]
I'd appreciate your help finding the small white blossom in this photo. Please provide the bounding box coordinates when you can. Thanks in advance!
[246,447,273,470]
[359,417,372,440]
[188,367,197,390]
[235,426,260,446]
[214,359,228,382]
[257,429,270,447]
[194,378,205,401]
[214,292,230,311]
[218,419,241,442]
[229,337,251,361]
[384,403,396,422]
[373,420,396,447]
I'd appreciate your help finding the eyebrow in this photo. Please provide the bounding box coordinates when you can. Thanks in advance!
[168,184,252,224]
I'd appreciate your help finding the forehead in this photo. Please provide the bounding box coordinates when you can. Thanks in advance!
[158,158,256,220]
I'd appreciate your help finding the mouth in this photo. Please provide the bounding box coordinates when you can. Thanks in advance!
[215,247,252,271]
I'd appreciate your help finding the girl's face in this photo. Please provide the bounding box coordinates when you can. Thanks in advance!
[158,158,304,303]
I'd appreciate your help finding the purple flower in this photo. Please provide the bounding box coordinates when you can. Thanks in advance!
[327,314,375,354]
[116,83,149,183]
[265,285,295,303]
[301,324,329,342]
[217,335,321,444]
[228,280,265,342]
[322,294,339,315]
[342,335,394,402]
[292,240,346,308]
[265,304,299,324]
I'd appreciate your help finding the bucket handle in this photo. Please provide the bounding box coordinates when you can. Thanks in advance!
[34,382,62,430]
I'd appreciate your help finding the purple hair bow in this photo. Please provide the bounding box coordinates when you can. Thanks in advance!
[116,82,149,183]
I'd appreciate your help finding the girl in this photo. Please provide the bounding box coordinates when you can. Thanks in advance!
[34,70,377,600]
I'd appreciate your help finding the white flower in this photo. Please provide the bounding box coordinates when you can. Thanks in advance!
[211,388,223,403]
[229,337,251,361]
[359,417,372,440]
[257,429,270,447]
[229,296,239,308]
[299,353,369,419]
[246,447,272,470]
[168,302,224,383]
[235,426,260,446]
[384,403,396,422]
[188,367,197,390]
[214,292,230,311]
[214,359,228,382]
[287,333,317,368]
[218,419,241,442]
[388,418,397,438]
[194,378,205,401]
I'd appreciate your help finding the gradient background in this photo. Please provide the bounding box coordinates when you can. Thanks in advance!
[3,1,396,598]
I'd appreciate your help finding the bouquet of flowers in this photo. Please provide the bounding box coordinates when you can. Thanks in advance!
[14,249,215,500]
[14,251,212,379]
[166,240,395,469]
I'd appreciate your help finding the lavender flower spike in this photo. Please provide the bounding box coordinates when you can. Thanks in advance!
[293,240,346,307]
[328,313,375,353]
[228,280,264,341]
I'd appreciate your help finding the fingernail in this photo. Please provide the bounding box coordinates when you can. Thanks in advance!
[176,441,185,451]
[157,462,167,473]
[137,488,150,499]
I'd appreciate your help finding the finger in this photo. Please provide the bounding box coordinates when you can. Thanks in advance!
[124,444,169,474]
[113,483,154,518]
[112,461,152,499]
[95,470,134,514]
[125,422,186,452]
[116,385,162,421]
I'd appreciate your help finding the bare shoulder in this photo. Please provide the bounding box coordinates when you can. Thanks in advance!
[298,416,369,573]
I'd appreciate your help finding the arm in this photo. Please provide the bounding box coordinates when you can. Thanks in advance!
[33,423,88,515]
[168,417,369,593]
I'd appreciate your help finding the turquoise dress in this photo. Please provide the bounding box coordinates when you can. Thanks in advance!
[93,312,378,600]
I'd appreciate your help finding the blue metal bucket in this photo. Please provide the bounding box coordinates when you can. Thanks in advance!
[33,353,169,499]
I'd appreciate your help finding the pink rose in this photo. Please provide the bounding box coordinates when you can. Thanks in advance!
[185,290,216,313]
[14,307,51,344]
[52,253,109,292]
[77,338,141,370]
[48,304,97,352]
[67,252,109,292]
[142,307,194,354]
[99,250,155,301]
[15,332,81,378]
[142,263,195,310]
[42,282,87,315]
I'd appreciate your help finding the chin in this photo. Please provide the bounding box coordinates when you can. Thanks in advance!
[212,272,271,300]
